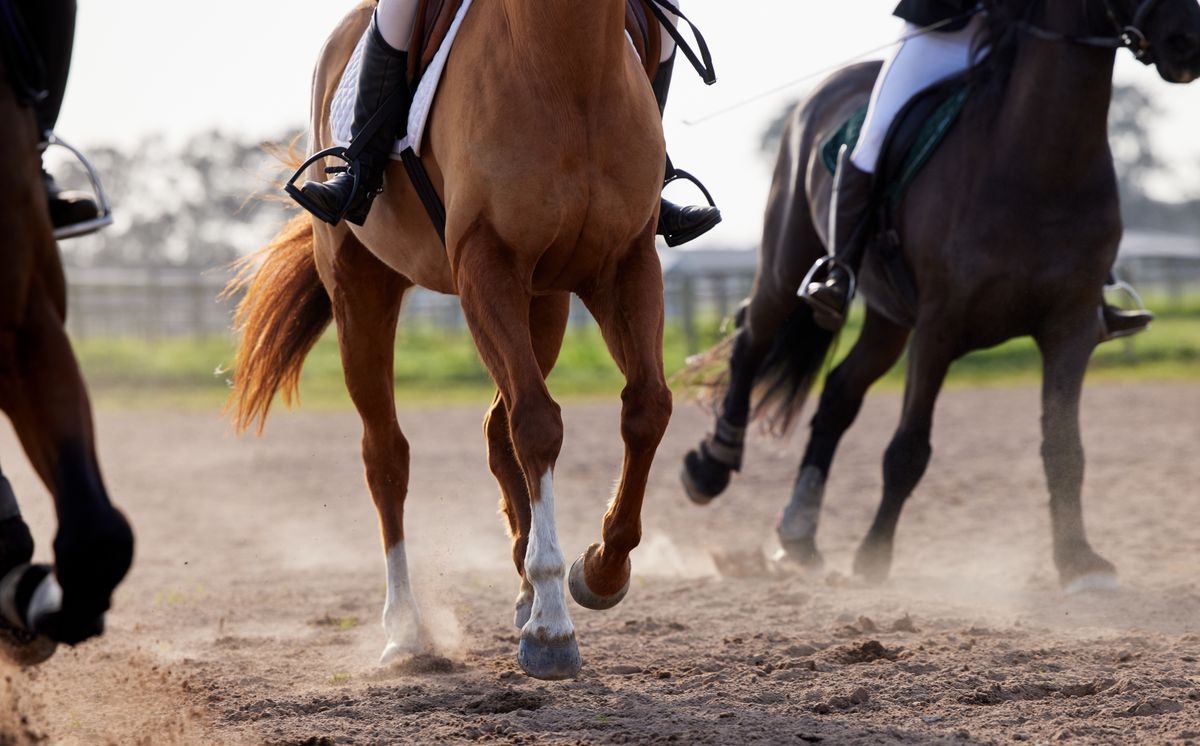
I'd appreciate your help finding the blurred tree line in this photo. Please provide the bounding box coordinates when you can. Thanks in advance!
[51,130,300,268]
[760,84,1200,235]
[51,81,1196,270]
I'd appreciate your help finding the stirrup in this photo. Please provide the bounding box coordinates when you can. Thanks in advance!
[1103,278,1149,315]
[798,255,857,302]
[42,134,113,241]
[284,146,365,226]
[663,166,718,211]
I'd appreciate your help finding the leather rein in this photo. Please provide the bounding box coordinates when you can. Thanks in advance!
[1016,0,1166,63]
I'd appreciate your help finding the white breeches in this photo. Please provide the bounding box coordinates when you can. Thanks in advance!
[659,1,682,63]
[376,0,683,62]
[377,0,420,51]
[851,14,988,173]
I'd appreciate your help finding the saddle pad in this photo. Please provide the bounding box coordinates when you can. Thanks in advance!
[821,85,970,207]
[331,0,475,158]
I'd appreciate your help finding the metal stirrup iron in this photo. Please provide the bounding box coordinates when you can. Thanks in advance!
[44,134,114,241]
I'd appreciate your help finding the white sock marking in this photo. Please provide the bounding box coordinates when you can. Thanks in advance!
[382,541,425,654]
[522,471,574,641]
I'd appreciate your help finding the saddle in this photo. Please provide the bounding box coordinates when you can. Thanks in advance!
[406,0,665,86]
[820,74,972,326]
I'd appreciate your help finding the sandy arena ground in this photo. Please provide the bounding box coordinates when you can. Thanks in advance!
[0,382,1198,744]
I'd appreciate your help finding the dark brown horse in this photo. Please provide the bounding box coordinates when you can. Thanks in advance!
[228,0,671,680]
[682,0,1200,592]
[0,47,133,662]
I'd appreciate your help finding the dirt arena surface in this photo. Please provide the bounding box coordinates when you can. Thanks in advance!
[1,382,1198,744]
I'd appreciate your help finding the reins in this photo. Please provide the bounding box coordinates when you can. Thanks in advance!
[1016,0,1165,63]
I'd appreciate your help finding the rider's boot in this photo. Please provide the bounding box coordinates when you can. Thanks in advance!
[295,12,412,226]
[801,146,874,331]
[1100,273,1153,341]
[22,0,101,232]
[43,168,100,230]
[653,51,721,247]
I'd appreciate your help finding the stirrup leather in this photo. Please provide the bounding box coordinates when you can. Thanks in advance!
[43,134,113,241]
[798,255,858,304]
[284,146,367,226]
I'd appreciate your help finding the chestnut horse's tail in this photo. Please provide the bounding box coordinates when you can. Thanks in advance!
[224,214,331,434]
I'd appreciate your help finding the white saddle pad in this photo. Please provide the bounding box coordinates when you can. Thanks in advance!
[331,0,475,158]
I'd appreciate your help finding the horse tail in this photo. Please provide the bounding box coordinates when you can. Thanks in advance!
[223,213,331,434]
[749,305,835,436]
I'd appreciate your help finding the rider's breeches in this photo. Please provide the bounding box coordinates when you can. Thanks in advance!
[851,13,987,173]
[13,0,76,135]
[377,0,419,51]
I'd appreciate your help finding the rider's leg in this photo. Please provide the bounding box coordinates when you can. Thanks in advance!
[653,2,722,247]
[14,0,99,230]
[295,0,419,226]
[803,15,986,330]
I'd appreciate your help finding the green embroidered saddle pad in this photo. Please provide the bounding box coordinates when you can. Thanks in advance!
[821,84,970,207]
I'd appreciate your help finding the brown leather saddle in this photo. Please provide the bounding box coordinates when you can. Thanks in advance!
[405,0,663,85]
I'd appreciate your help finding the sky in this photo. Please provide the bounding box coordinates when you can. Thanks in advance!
[59,1,1200,248]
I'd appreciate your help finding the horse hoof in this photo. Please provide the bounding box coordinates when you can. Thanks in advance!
[379,626,435,665]
[681,450,731,506]
[1063,573,1120,595]
[568,547,629,611]
[517,634,582,680]
[852,542,892,584]
[0,624,57,667]
[772,539,825,572]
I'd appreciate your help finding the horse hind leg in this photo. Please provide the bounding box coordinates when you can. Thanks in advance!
[853,322,954,582]
[483,293,569,629]
[776,308,909,569]
[326,234,430,663]
[1036,326,1116,592]
[571,241,672,611]
[681,288,797,504]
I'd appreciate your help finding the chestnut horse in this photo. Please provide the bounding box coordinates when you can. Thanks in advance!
[0,48,133,662]
[228,1,671,679]
[682,0,1200,591]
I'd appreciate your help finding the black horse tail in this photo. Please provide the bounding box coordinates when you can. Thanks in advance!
[681,302,836,437]
[748,304,836,436]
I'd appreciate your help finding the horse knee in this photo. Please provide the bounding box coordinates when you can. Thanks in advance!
[883,430,932,498]
[508,398,563,477]
[621,382,671,453]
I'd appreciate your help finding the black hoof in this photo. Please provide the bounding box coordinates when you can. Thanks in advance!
[517,634,582,681]
[1058,547,1118,594]
[773,538,825,571]
[681,449,732,505]
[853,540,893,584]
[568,546,629,611]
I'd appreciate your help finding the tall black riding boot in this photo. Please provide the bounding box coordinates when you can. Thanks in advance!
[801,146,874,331]
[16,0,100,231]
[295,13,412,226]
[653,51,721,247]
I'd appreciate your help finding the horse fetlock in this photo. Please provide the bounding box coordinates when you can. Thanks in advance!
[777,466,826,543]
[0,513,35,579]
[568,543,630,611]
[52,511,134,628]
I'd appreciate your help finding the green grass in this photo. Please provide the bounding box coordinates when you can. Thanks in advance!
[73,295,1200,411]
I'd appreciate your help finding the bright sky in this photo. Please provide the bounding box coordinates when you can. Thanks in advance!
[60,1,1200,247]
